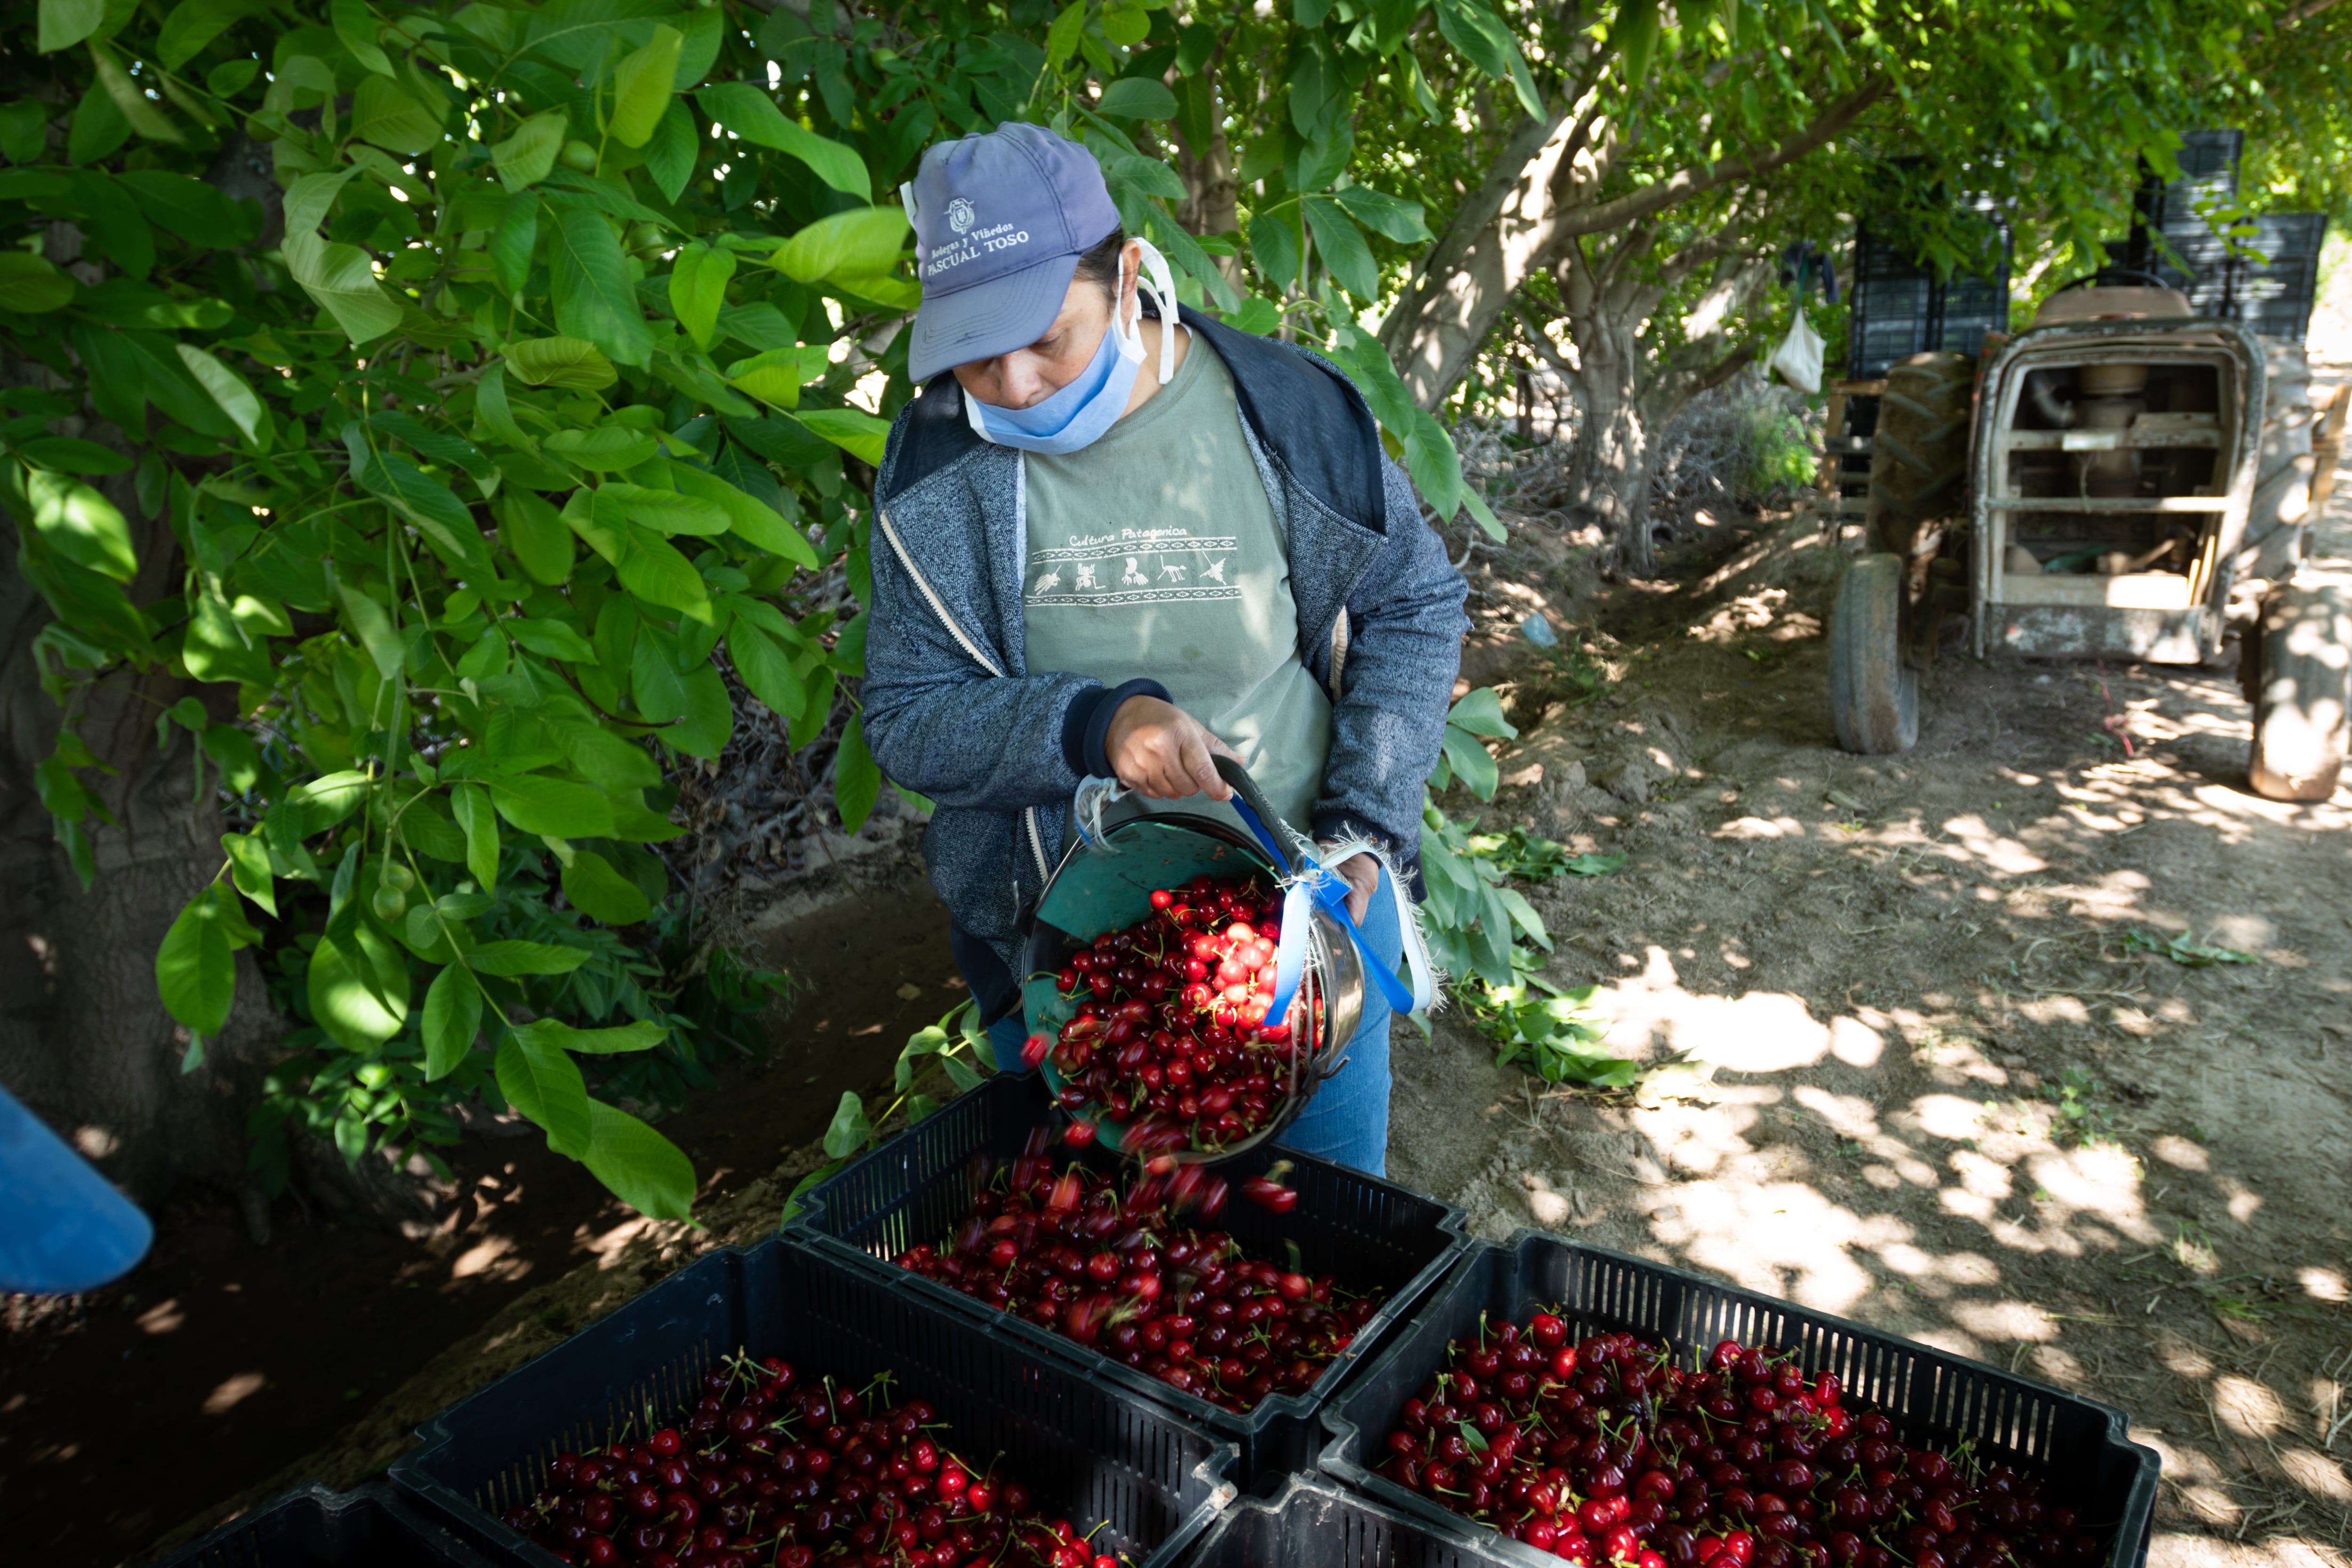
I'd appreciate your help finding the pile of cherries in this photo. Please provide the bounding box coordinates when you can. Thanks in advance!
[1375,1323,2106,1568]
[505,1355,1123,1568]
[893,1134,1376,1413]
[1040,873,1323,1155]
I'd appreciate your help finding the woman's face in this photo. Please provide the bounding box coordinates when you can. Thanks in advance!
[951,242,1136,410]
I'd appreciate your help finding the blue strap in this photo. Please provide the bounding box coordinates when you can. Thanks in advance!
[1228,795,1415,1025]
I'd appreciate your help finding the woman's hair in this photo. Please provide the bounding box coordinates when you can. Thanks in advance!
[1073,227,1127,302]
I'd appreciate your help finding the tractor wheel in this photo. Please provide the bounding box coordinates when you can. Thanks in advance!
[1865,351,1975,564]
[1830,554,1920,755]
[2237,340,2315,585]
[2244,582,2349,802]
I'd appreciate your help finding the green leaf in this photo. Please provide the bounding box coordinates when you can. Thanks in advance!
[158,0,264,69]
[517,1017,668,1058]
[1247,212,1303,293]
[822,1089,872,1159]
[835,714,882,835]
[698,83,870,197]
[725,347,805,410]
[769,206,910,285]
[498,489,576,586]
[486,774,617,839]
[1302,196,1379,302]
[505,335,617,390]
[222,832,277,916]
[175,344,268,449]
[1042,0,1086,71]
[157,887,235,1036]
[469,939,594,978]
[421,962,483,1081]
[672,465,815,565]
[489,190,540,296]
[1333,186,1432,244]
[26,470,136,583]
[333,576,406,680]
[727,624,805,722]
[581,1098,695,1218]
[285,229,402,345]
[1564,852,1627,876]
[89,43,180,143]
[618,525,712,621]
[1095,78,1178,120]
[643,99,697,203]
[117,171,255,247]
[352,446,496,580]
[667,242,734,350]
[1434,0,1546,116]
[350,75,443,154]
[331,0,393,75]
[0,253,76,314]
[667,663,733,759]
[493,109,569,194]
[453,781,499,890]
[17,437,129,475]
[793,407,889,467]
[1613,0,1661,82]
[561,849,654,924]
[610,23,683,148]
[291,770,372,834]
[1440,726,1500,801]
[40,0,105,52]
[309,920,410,1050]
[550,205,652,368]
[496,1030,592,1156]
[1447,687,1519,740]
[604,483,729,537]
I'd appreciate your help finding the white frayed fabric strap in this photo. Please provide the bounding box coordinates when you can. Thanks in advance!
[1232,814,1434,1028]
[1070,775,1128,852]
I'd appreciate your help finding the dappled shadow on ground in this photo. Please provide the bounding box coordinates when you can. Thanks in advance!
[1394,425,2352,1568]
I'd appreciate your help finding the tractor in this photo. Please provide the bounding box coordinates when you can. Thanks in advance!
[1828,273,2349,801]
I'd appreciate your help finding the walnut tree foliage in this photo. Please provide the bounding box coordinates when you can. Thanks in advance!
[0,0,1541,1216]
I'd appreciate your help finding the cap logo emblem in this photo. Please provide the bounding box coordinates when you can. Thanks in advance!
[946,198,976,235]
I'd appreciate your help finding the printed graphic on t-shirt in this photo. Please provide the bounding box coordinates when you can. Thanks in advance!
[1026,525,1241,609]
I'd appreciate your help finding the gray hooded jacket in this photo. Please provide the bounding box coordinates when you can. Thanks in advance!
[864,308,1470,1007]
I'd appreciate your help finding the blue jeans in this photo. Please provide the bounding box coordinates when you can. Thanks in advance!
[983,866,1403,1177]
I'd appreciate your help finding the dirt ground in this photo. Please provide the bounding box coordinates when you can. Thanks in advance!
[1391,367,2352,1567]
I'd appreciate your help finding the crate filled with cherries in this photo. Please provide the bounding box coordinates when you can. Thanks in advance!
[503,1354,1125,1568]
[1371,1318,2109,1568]
[892,1134,1378,1413]
[1037,873,1324,1156]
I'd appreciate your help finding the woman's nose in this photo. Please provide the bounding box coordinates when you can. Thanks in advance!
[996,356,1049,408]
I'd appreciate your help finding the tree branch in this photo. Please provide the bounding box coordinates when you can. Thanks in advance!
[1549,78,1889,242]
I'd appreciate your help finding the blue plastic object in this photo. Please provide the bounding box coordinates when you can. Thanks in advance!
[0,1081,152,1294]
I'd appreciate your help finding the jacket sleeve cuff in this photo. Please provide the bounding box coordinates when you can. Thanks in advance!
[1063,677,1170,778]
[1077,677,1167,780]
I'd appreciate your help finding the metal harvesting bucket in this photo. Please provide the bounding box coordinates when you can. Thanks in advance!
[1018,758,1365,1164]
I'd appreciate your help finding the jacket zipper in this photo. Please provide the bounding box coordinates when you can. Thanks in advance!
[876,506,1052,885]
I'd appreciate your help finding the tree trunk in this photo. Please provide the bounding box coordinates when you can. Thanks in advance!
[0,228,281,1209]
[1558,301,1660,573]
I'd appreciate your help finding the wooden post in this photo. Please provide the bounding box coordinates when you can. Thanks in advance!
[2311,384,2347,516]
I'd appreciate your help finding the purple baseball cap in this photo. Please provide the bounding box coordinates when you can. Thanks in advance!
[903,123,1121,383]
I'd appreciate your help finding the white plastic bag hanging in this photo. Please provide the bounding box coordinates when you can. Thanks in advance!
[1770,308,1825,394]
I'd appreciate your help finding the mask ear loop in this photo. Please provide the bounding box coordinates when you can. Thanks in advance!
[1129,238,1182,386]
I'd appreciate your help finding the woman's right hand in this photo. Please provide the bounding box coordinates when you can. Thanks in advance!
[1104,695,1237,801]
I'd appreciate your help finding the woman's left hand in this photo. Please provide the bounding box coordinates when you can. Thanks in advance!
[1332,852,1378,923]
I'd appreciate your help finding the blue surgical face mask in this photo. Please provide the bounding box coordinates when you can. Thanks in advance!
[964,239,1182,456]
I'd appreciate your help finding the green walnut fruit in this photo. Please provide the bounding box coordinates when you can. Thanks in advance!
[371,884,408,922]
[381,862,415,893]
[628,221,666,255]
[560,139,598,173]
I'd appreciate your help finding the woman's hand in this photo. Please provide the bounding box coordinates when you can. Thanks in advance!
[1105,696,1238,800]
[1330,851,1378,923]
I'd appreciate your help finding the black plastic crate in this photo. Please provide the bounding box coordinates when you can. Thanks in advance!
[1182,1474,1523,1567]
[789,1072,1471,1492]
[389,1237,1235,1568]
[161,1483,512,1568]
[2231,213,2328,343]
[1848,212,2012,379]
[1319,1232,2160,1568]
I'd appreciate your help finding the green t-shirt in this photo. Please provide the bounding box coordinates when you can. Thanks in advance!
[1020,336,1333,840]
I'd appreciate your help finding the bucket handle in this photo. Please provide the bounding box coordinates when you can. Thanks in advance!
[1208,756,1422,1024]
